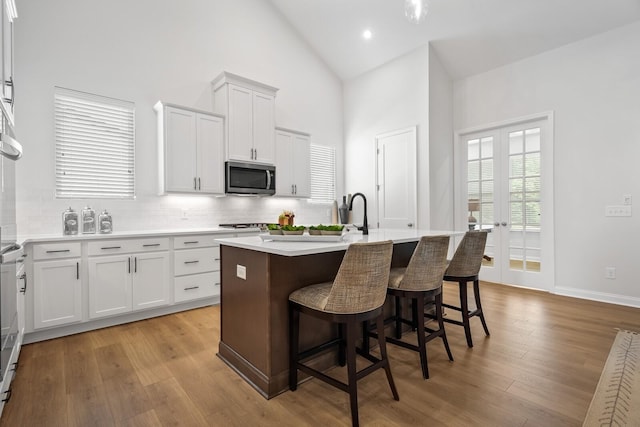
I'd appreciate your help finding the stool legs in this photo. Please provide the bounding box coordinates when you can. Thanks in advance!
[473,279,491,337]
[458,280,473,348]
[289,304,399,427]
[443,279,490,348]
[376,314,399,401]
[289,305,300,391]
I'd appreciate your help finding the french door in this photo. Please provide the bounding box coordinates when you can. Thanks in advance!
[456,114,554,291]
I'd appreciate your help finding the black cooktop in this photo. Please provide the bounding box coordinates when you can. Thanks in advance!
[219,223,274,229]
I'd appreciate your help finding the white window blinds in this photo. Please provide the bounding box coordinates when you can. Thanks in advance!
[309,144,336,203]
[55,87,135,199]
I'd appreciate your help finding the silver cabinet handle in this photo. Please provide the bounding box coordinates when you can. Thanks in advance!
[494,222,500,226]
[46,249,70,253]
[142,243,160,247]
[184,241,199,244]
[214,282,220,286]
[501,221,508,226]
[194,177,197,190]
[0,132,22,161]
[198,177,201,190]
[101,246,121,250]
[407,223,413,227]
[184,260,199,264]
[184,286,200,291]
[214,258,221,261]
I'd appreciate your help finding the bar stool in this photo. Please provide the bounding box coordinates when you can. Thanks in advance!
[379,235,453,379]
[288,241,398,427]
[442,231,489,348]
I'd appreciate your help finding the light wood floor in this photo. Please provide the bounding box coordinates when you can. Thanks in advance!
[2,282,640,426]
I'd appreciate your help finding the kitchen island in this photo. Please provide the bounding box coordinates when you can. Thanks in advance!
[216,228,461,398]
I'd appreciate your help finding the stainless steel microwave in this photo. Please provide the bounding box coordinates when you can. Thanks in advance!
[225,161,276,195]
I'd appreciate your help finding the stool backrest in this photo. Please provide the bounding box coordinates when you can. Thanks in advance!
[324,240,393,314]
[445,231,488,278]
[399,235,450,291]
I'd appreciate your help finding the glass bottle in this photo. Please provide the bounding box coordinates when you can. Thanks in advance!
[82,206,96,234]
[62,207,78,235]
[338,196,349,224]
[99,210,113,234]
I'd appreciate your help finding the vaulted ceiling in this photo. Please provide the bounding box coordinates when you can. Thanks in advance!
[269,0,640,80]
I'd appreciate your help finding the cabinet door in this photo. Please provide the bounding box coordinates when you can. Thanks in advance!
[165,106,198,192]
[227,84,253,162]
[0,0,15,121]
[252,92,275,164]
[196,113,224,194]
[132,252,170,311]
[33,259,82,329]
[275,130,294,196]
[292,133,311,198]
[88,255,132,319]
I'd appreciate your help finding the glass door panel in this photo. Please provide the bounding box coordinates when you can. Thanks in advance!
[459,116,553,291]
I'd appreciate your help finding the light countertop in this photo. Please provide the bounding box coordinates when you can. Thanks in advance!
[19,227,259,245]
[215,228,464,257]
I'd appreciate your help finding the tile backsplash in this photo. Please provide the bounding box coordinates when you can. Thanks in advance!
[17,191,332,236]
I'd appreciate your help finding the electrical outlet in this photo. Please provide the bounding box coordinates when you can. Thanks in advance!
[605,267,616,279]
[181,209,189,220]
[605,206,632,217]
[623,194,632,205]
[236,264,246,280]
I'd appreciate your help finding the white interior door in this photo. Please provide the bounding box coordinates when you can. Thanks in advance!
[457,114,554,291]
[376,127,417,229]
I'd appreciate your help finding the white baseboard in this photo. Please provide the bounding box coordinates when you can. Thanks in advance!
[553,286,640,309]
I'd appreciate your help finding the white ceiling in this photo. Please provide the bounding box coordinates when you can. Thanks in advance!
[268,0,640,80]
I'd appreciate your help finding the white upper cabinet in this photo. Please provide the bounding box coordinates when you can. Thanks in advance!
[0,0,16,124]
[155,102,224,194]
[275,128,310,198]
[212,72,278,165]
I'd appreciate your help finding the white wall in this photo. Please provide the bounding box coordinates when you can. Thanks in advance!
[343,45,430,229]
[428,49,454,231]
[453,21,640,307]
[14,0,343,235]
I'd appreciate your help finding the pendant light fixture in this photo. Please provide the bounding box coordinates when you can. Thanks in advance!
[404,0,428,24]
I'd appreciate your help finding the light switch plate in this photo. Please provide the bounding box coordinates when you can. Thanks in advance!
[236,264,246,280]
[605,205,632,217]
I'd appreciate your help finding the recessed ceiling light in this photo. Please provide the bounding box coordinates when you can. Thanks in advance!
[362,29,373,40]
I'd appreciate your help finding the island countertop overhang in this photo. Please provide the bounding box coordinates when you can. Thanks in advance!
[215,228,464,257]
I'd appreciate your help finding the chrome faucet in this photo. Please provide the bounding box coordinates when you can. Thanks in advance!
[348,192,368,235]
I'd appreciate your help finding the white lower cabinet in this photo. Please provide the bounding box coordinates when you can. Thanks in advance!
[33,258,82,329]
[173,234,226,302]
[88,251,170,319]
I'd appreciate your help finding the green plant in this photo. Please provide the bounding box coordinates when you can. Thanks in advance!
[267,224,280,230]
[324,225,344,231]
[281,225,305,231]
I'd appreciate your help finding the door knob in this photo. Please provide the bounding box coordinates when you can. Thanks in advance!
[501,221,508,226]
[494,222,500,226]
[407,223,413,227]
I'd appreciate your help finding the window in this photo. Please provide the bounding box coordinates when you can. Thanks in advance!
[309,144,336,203]
[55,87,135,199]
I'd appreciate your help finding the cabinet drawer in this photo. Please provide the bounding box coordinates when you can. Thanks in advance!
[174,272,220,303]
[174,234,234,249]
[88,238,169,256]
[174,247,220,276]
[33,242,81,260]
